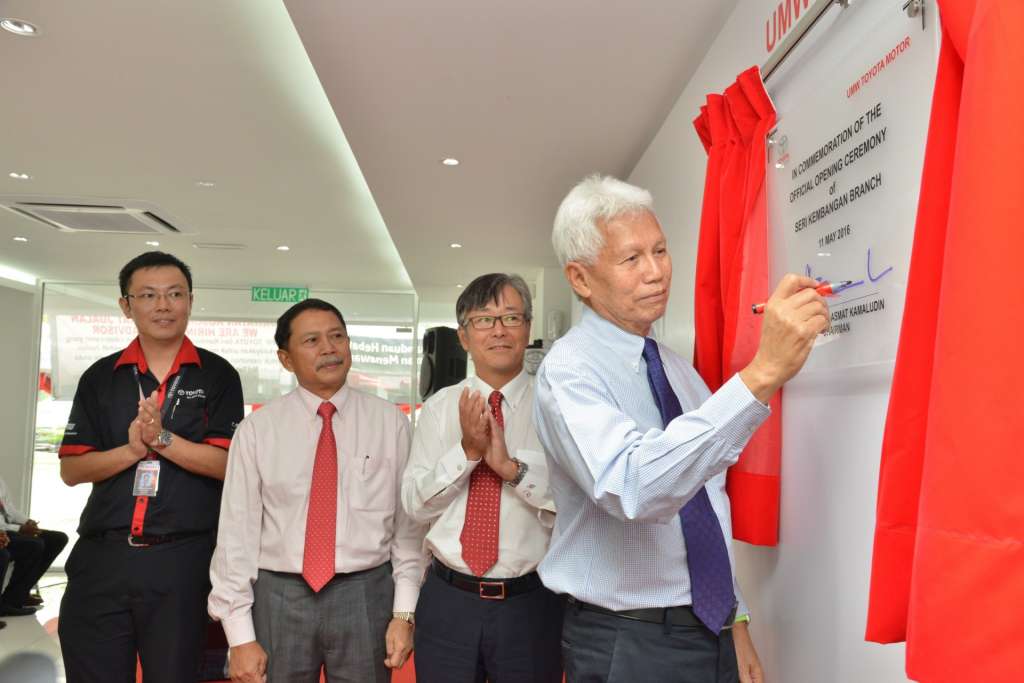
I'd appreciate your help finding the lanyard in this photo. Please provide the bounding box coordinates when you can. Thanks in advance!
[129,365,187,537]
[132,365,187,423]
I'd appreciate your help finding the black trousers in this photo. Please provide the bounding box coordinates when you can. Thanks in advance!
[561,601,738,683]
[58,533,214,683]
[0,529,68,607]
[414,570,564,683]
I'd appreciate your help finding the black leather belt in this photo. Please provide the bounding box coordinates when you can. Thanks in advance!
[567,596,736,629]
[263,562,389,585]
[432,560,543,600]
[89,529,209,547]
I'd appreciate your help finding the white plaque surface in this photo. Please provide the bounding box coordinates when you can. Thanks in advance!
[767,2,939,371]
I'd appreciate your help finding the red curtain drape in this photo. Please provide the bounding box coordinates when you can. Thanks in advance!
[865,1,1024,680]
[693,66,782,546]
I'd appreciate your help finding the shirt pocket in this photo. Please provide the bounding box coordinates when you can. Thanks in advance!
[165,388,206,439]
[347,452,395,512]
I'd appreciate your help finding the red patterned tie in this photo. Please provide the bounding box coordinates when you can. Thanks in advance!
[460,390,504,576]
[303,401,338,592]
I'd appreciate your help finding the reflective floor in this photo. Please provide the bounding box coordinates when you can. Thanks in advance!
[0,571,66,682]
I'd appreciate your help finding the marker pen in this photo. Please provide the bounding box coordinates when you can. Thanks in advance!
[751,280,853,315]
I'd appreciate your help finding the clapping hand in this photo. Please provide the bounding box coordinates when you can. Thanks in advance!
[138,390,163,446]
[458,389,490,461]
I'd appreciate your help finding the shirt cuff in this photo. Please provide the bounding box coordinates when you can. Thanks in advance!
[221,613,257,648]
[438,443,480,485]
[509,450,549,507]
[697,374,771,448]
[393,579,420,613]
[58,444,96,458]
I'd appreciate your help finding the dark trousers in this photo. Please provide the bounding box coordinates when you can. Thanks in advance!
[414,570,564,683]
[561,601,738,683]
[0,529,68,606]
[58,533,214,683]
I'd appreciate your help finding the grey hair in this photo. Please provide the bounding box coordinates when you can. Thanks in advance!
[456,273,533,327]
[552,174,654,267]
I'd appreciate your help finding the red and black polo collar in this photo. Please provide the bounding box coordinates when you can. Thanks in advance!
[114,336,202,377]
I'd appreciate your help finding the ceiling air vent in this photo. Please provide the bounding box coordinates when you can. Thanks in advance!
[0,197,192,234]
[192,242,246,250]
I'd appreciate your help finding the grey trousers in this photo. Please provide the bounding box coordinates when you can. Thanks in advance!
[253,563,394,683]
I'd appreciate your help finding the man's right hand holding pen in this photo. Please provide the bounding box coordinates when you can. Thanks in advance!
[739,274,832,404]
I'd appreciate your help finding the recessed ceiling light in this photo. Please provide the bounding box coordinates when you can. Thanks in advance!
[450,242,462,249]
[146,240,160,247]
[276,245,290,251]
[12,236,28,243]
[456,284,463,288]
[1,19,38,37]
[195,180,216,188]
[441,158,460,166]
[8,172,31,180]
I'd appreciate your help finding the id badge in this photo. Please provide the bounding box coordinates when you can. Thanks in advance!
[133,460,160,497]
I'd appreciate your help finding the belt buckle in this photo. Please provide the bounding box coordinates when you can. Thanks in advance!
[479,581,506,600]
[127,535,150,547]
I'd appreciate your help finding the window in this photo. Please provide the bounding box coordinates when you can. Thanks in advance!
[31,283,416,567]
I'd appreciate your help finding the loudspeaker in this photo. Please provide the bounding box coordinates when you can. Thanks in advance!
[419,326,467,400]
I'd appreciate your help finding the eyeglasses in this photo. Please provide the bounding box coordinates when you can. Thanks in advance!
[124,290,189,307]
[463,313,527,330]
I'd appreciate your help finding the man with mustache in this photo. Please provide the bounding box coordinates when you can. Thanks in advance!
[209,298,428,683]
[534,175,829,683]
[57,251,244,683]
[402,273,561,683]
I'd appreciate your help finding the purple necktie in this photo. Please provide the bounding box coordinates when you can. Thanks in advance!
[643,337,736,633]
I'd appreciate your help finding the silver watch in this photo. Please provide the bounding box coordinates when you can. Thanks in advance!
[154,429,173,449]
[504,458,528,487]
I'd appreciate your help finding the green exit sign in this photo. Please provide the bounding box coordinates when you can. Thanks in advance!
[251,286,309,303]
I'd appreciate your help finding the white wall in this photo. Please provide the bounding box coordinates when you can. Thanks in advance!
[533,266,573,345]
[0,281,42,516]
[629,1,915,681]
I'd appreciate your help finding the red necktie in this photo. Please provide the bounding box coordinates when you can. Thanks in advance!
[460,390,504,576]
[303,401,338,592]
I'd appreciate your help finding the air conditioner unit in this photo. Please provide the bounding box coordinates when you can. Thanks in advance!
[0,196,192,235]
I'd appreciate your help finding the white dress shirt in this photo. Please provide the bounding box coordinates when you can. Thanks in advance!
[402,370,555,578]
[209,383,429,647]
[533,306,770,614]
[0,476,29,532]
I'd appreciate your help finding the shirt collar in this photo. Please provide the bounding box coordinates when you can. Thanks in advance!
[579,305,647,374]
[113,336,202,376]
[470,368,530,410]
[296,382,351,418]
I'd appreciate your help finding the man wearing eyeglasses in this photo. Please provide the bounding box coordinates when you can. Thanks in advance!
[57,251,244,683]
[402,273,562,683]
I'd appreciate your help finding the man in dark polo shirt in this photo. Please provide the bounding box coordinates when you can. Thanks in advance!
[57,251,244,683]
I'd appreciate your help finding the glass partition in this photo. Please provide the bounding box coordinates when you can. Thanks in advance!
[31,282,416,567]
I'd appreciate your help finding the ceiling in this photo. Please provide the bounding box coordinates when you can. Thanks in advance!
[0,0,410,293]
[0,0,740,312]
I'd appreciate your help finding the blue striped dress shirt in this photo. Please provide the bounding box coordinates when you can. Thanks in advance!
[533,306,770,614]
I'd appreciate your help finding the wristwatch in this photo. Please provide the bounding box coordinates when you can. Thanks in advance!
[393,611,415,625]
[154,429,173,449]
[504,458,528,488]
